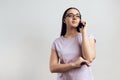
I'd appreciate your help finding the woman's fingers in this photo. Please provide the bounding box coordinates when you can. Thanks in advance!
[85,60,91,67]
[80,57,91,67]
[74,57,91,68]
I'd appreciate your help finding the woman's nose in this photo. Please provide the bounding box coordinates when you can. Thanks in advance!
[73,16,77,20]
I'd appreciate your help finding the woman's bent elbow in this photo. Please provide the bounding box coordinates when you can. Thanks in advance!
[50,65,56,73]
[50,68,55,73]
[89,56,96,63]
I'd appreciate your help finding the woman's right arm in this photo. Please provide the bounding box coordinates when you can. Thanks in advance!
[49,49,89,73]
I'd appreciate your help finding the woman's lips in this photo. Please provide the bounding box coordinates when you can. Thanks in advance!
[72,21,77,24]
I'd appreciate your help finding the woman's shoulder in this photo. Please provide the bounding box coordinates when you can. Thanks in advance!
[51,36,62,49]
[77,32,95,38]
[88,33,96,39]
[52,36,63,43]
[77,32,96,42]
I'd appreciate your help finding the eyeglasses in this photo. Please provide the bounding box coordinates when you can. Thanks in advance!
[65,13,81,19]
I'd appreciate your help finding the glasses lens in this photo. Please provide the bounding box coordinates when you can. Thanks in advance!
[66,13,80,18]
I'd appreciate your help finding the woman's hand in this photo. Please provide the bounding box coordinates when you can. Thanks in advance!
[79,20,87,33]
[72,57,91,68]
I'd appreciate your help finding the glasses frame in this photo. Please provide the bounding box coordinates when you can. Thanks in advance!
[65,13,81,19]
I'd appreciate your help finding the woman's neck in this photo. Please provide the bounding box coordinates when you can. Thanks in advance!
[64,28,79,38]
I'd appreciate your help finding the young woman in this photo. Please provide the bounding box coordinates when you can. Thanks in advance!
[49,7,96,80]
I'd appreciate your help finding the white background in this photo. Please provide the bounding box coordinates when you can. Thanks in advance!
[0,0,120,80]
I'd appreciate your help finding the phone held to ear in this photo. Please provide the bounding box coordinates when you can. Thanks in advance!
[76,22,85,32]
[78,23,84,28]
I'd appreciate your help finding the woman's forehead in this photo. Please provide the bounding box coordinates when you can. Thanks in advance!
[67,9,80,14]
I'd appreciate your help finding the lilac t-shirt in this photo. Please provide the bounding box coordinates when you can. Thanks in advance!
[51,33,96,80]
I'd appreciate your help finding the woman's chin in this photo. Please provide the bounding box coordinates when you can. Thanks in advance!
[72,25,78,28]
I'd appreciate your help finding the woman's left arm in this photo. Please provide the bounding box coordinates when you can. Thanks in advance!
[81,32,96,63]
[80,21,96,63]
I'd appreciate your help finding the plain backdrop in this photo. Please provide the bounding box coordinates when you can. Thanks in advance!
[0,0,120,80]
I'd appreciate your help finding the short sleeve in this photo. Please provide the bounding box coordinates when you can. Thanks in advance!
[88,33,96,43]
[51,41,56,50]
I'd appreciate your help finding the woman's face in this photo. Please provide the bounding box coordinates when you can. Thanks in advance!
[64,9,81,28]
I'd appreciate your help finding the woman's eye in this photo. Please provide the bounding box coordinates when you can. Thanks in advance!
[68,15,73,17]
[76,15,80,17]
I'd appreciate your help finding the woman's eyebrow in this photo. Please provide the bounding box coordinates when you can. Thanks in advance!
[67,13,80,15]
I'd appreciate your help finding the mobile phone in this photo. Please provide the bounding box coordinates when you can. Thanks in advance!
[76,22,84,32]
[78,22,84,28]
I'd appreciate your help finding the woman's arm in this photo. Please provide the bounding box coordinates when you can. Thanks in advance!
[81,31,96,63]
[49,49,75,73]
[80,21,96,63]
[49,49,89,73]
